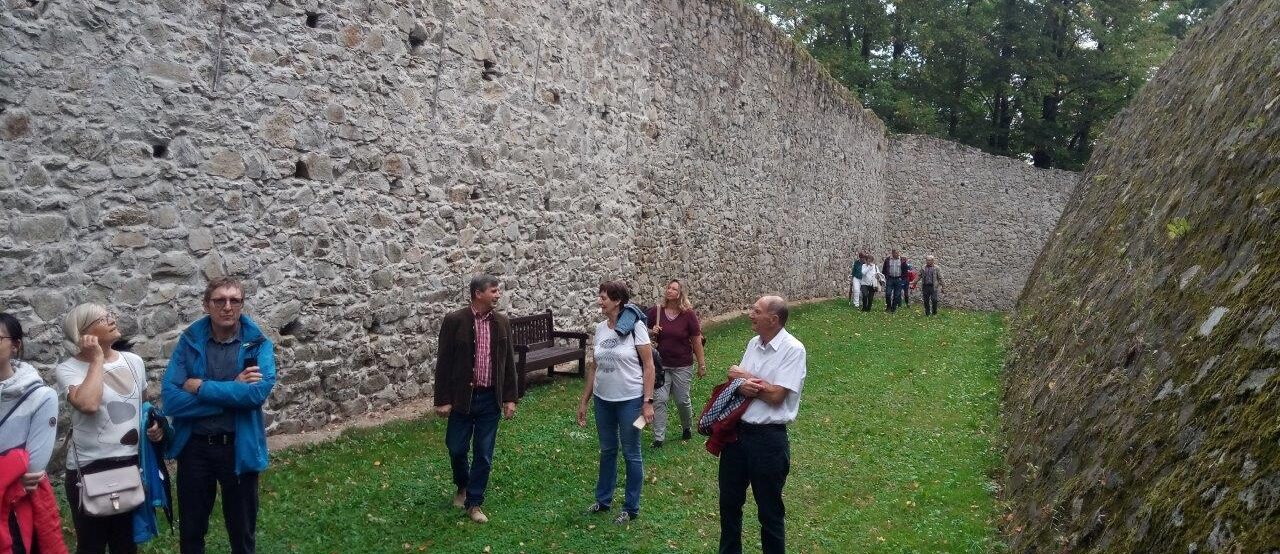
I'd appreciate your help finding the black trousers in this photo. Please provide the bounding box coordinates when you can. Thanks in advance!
[178,437,260,554]
[719,424,790,554]
[923,285,940,315]
[860,285,876,312]
[65,456,139,554]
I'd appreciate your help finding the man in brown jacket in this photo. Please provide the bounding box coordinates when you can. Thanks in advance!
[433,275,518,524]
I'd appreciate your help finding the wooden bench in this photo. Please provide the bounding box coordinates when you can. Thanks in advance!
[510,309,588,396]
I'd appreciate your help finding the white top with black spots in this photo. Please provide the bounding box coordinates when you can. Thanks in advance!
[56,352,147,469]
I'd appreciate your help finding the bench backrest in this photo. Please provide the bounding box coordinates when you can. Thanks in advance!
[511,310,555,350]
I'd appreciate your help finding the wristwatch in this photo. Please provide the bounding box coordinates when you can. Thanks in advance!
[644,397,654,404]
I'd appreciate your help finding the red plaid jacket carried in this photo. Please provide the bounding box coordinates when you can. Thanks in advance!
[697,379,754,457]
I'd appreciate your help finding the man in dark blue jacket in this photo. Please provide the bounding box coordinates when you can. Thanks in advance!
[162,277,276,554]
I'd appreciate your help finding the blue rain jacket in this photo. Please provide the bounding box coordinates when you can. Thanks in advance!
[133,401,173,544]
[161,315,276,475]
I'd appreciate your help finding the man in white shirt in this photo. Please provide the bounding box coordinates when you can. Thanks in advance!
[719,295,807,554]
[859,254,884,312]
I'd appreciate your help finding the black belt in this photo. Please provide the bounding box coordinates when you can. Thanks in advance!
[738,422,787,432]
[193,433,236,445]
[473,386,494,393]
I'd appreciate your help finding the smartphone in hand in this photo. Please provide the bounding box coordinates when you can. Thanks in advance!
[240,356,262,384]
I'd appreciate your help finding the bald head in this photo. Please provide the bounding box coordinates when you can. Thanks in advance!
[749,295,789,341]
[761,295,788,327]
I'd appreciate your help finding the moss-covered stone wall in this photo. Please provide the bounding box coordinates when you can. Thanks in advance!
[1002,0,1279,551]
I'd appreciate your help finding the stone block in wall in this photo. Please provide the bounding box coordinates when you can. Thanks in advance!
[9,214,68,243]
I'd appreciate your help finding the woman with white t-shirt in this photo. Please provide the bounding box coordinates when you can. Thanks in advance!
[58,303,163,554]
[575,281,656,525]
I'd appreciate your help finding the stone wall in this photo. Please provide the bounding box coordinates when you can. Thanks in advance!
[886,134,1077,311]
[0,0,885,434]
[1002,0,1280,551]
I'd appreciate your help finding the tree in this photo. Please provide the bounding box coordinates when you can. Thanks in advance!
[750,0,1225,169]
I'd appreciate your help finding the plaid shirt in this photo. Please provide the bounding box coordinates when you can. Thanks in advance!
[472,308,493,387]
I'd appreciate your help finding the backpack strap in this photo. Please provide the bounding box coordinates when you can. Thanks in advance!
[0,385,44,429]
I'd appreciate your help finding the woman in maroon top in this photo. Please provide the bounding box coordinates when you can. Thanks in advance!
[645,279,706,447]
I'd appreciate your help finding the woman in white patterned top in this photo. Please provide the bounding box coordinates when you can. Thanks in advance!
[58,303,163,554]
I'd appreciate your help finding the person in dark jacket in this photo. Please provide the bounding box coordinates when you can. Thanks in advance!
[433,275,518,524]
[882,249,907,312]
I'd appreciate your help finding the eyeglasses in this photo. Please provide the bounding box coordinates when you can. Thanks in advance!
[80,312,118,334]
[208,297,245,308]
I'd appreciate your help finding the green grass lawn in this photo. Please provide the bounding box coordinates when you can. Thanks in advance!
[99,300,1006,553]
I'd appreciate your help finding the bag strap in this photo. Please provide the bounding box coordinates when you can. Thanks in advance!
[70,353,143,473]
[0,385,43,429]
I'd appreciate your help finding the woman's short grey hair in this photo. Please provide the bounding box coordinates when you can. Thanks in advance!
[63,302,107,352]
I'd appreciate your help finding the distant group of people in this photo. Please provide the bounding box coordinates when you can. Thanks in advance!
[1,277,273,554]
[435,276,807,553]
[850,249,946,315]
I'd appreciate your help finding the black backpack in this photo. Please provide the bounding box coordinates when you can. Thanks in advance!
[632,311,665,390]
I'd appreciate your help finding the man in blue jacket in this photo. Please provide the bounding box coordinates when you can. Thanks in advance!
[162,276,276,554]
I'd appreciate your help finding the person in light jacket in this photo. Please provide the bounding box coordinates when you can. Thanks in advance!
[0,313,67,554]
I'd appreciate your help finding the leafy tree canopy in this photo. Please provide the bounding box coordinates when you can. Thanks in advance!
[752,0,1224,169]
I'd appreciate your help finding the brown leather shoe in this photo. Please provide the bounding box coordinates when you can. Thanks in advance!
[467,506,489,524]
[452,490,465,509]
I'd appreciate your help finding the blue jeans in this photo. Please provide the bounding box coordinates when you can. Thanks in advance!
[446,389,501,508]
[593,395,644,514]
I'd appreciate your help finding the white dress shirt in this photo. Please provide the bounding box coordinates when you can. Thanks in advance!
[738,328,807,424]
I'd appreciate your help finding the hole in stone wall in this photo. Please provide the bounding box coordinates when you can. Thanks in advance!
[294,160,310,179]
[152,142,168,158]
[1123,344,1140,368]
[469,190,481,200]
[408,26,427,49]
[481,59,499,81]
[280,319,301,336]
[305,12,320,28]
[599,106,610,121]
[548,90,561,104]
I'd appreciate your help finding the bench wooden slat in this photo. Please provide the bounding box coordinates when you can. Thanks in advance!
[511,309,586,396]
[522,346,583,369]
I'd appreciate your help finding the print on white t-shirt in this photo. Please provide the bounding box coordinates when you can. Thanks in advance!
[592,322,650,402]
[55,352,146,469]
